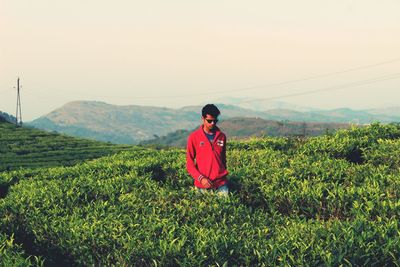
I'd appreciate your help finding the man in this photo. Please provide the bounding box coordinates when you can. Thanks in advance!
[186,104,229,195]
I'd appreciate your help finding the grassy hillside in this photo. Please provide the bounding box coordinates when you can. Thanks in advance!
[1,123,399,266]
[0,120,133,172]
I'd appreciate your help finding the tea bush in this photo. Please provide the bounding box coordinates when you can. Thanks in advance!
[0,232,44,267]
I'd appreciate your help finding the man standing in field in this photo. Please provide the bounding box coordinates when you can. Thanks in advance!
[186,104,229,196]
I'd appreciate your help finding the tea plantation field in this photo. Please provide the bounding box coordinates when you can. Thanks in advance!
[1,123,399,266]
[0,121,133,172]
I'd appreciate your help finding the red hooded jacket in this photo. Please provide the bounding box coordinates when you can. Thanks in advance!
[186,126,229,188]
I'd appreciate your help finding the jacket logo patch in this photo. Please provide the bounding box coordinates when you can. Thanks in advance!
[199,141,205,146]
[217,140,224,146]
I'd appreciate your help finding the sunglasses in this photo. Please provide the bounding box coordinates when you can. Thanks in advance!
[205,119,218,124]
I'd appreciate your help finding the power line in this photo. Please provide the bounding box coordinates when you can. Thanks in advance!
[21,71,400,106]
[197,57,400,96]
[238,72,400,104]
[123,57,400,99]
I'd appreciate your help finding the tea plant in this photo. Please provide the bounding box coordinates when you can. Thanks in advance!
[0,232,44,267]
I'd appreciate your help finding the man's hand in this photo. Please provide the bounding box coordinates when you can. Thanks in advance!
[200,177,213,188]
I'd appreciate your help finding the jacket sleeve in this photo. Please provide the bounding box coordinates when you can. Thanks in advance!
[186,134,204,182]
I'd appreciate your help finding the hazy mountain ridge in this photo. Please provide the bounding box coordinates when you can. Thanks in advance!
[213,97,317,112]
[141,117,352,148]
[30,101,200,144]
[366,106,400,117]
[215,97,400,120]
[28,100,400,144]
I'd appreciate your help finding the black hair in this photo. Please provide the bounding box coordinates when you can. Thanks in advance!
[202,104,220,118]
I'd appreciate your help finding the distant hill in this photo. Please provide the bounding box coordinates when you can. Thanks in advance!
[220,117,351,137]
[213,97,316,112]
[29,101,400,144]
[367,106,400,118]
[214,97,400,118]
[140,117,352,148]
[0,120,133,172]
[29,101,200,144]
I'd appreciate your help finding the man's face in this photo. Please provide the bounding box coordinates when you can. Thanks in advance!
[202,114,218,132]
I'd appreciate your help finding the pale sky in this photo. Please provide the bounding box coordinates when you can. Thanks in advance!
[1,0,400,120]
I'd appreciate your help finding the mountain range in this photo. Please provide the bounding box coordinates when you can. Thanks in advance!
[140,118,351,148]
[26,100,400,144]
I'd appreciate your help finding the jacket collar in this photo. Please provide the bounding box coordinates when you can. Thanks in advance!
[199,125,221,139]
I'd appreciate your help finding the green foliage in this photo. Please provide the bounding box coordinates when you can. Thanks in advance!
[0,123,399,266]
[0,111,16,124]
[227,136,303,152]
[0,232,44,267]
[363,138,400,169]
[299,123,400,163]
[0,121,134,172]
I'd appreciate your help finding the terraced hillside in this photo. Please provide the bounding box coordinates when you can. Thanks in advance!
[0,121,133,171]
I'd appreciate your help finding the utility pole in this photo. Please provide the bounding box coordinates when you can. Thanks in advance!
[16,77,22,126]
